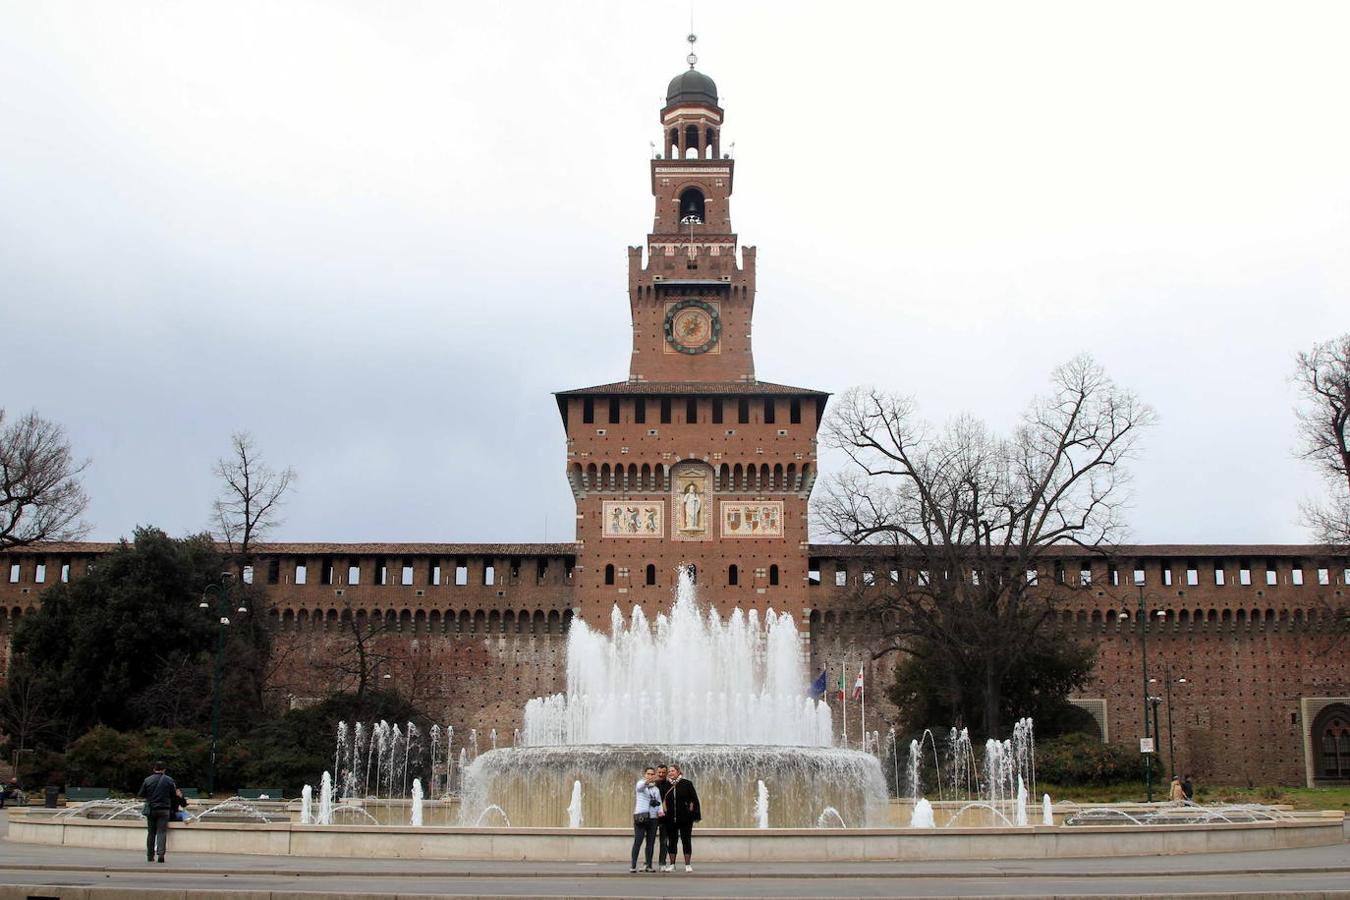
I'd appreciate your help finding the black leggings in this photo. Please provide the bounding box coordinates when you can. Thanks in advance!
[630,816,656,868]
[669,819,694,858]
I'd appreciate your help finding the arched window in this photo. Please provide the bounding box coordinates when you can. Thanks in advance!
[728,564,739,586]
[1316,707,1350,780]
[604,564,615,586]
[769,564,780,586]
[645,564,656,586]
[685,124,699,156]
[679,187,705,223]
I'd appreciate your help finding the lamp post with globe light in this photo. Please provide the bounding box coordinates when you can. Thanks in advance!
[1119,585,1167,802]
[1151,664,1188,779]
[199,573,247,796]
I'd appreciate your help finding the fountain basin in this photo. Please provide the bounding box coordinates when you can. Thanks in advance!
[460,744,888,828]
[8,809,1342,861]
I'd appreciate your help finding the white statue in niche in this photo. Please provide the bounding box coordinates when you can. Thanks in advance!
[681,483,703,531]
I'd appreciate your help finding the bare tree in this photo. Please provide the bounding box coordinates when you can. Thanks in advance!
[0,409,90,551]
[1294,334,1350,546]
[212,432,295,572]
[318,599,402,699]
[817,355,1155,737]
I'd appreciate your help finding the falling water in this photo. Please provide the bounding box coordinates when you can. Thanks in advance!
[522,569,831,746]
[429,725,441,799]
[353,722,367,798]
[910,797,935,828]
[404,722,421,797]
[469,729,479,760]
[1014,775,1028,827]
[300,784,312,824]
[334,722,348,796]
[907,739,922,801]
[410,778,423,827]
[1042,793,1053,826]
[567,780,583,828]
[318,771,334,825]
[386,724,404,799]
[490,728,498,751]
[755,780,769,829]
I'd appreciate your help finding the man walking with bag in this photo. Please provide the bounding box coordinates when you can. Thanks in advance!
[137,761,177,863]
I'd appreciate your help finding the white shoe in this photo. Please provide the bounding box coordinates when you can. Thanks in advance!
[661,864,673,872]
[685,864,693,872]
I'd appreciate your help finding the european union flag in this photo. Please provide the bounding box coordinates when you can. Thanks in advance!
[810,669,828,700]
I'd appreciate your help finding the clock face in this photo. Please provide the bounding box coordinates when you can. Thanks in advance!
[664,299,721,354]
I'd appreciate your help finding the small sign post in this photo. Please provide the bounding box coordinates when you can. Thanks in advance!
[1139,737,1155,754]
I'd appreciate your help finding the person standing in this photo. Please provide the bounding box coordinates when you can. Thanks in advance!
[1168,775,1185,804]
[629,766,661,873]
[1181,774,1195,802]
[137,761,177,863]
[653,764,674,870]
[663,763,701,872]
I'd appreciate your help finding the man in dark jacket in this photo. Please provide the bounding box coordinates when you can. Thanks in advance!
[653,764,675,871]
[137,761,177,863]
[662,763,701,872]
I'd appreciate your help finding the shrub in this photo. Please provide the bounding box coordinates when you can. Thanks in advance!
[65,726,212,793]
[1034,733,1139,785]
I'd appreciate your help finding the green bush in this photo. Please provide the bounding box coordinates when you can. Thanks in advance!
[64,725,215,793]
[1034,733,1139,785]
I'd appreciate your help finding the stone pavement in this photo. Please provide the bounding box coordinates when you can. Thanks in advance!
[0,811,1347,898]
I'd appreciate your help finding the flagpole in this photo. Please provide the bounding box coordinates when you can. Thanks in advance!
[860,661,866,753]
[841,660,848,748]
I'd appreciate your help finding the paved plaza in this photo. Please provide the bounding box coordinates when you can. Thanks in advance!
[0,813,1347,899]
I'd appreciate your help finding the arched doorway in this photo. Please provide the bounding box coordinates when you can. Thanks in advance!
[1313,703,1350,783]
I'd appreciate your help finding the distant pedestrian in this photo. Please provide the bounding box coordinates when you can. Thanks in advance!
[1181,774,1194,801]
[1168,775,1185,804]
[629,766,661,873]
[137,761,177,863]
[662,763,701,872]
[0,779,16,809]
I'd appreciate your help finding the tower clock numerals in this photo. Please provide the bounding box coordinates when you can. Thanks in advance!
[663,299,721,355]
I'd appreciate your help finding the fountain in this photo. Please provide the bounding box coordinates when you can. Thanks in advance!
[910,797,935,828]
[300,784,312,824]
[567,780,583,828]
[1042,793,1053,826]
[460,568,887,828]
[410,778,424,827]
[754,780,769,829]
[318,771,333,825]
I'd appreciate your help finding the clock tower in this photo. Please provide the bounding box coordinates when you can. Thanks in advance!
[557,41,828,626]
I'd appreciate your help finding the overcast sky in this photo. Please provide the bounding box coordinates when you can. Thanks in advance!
[2,1,1346,546]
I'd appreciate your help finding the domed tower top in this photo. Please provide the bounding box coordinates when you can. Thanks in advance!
[661,34,724,160]
[666,68,718,107]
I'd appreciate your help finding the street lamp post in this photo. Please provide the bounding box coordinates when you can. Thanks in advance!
[200,574,246,797]
[1120,585,1166,802]
[1152,665,1187,779]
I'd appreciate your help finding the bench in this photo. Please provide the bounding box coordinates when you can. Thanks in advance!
[65,787,111,802]
[178,787,200,799]
[237,788,284,800]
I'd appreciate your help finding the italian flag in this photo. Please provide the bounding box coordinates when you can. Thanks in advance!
[853,664,865,702]
[837,670,846,703]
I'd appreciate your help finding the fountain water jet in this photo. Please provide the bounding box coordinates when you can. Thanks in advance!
[461,568,886,827]
[567,781,583,828]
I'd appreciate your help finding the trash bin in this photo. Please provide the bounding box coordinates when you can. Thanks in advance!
[44,785,59,808]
